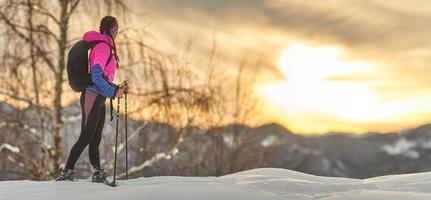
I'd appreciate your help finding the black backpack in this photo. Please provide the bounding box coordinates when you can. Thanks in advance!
[67,40,112,92]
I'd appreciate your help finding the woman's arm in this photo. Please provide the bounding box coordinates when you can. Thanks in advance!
[90,43,117,98]
[91,64,117,98]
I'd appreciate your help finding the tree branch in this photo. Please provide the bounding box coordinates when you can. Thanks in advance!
[0,90,33,106]
[33,7,60,25]
[0,12,57,73]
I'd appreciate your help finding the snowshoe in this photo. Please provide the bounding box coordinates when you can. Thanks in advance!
[55,168,75,181]
[92,168,109,184]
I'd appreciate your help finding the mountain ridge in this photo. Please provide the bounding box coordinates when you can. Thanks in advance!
[2,101,431,180]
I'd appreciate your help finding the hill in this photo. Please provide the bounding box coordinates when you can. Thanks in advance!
[2,168,431,200]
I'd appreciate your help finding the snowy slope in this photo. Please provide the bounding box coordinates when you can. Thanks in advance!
[2,168,431,200]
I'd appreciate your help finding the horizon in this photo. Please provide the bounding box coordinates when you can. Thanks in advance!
[2,99,429,135]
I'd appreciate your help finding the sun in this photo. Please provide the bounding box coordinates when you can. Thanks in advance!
[278,44,366,84]
[256,43,388,133]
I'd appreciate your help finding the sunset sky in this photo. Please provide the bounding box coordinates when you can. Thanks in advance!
[141,0,431,134]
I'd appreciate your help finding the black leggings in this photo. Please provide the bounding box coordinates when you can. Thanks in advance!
[65,91,106,170]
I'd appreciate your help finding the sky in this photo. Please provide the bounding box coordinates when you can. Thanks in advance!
[140,0,431,134]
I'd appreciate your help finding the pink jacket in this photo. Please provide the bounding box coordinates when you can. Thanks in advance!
[84,31,117,82]
[82,31,118,98]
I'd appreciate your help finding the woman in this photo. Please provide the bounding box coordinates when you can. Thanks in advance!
[56,16,126,182]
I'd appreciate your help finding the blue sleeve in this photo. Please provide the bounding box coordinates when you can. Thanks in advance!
[91,64,117,98]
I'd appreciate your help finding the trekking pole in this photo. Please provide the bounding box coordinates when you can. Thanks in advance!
[109,97,120,187]
[124,81,128,180]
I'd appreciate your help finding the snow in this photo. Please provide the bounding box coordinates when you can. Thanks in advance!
[0,143,20,153]
[419,139,431,149]
[382,137,419,158]
[62,115,81,122]
[290,144,322,155]
[126,148,179,176]
[2,168,431,200]
[260,135,278,147]
[23,124,37,134]
[223,133,234,148]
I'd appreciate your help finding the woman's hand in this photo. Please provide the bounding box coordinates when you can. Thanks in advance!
[122,81,129,94]
[115,87,126,98]
[124,85,129,94]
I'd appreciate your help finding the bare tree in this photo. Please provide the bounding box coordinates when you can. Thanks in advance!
[234,59,263,168]
[0,0,263,180]
[0,0,119,179]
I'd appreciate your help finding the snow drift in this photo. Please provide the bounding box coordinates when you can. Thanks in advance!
[2,168,431,200]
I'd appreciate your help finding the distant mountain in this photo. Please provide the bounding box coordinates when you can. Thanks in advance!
[2,101,431,180]
[130,122,431,179]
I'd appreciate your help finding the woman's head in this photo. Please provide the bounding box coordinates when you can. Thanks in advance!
[99,16,119,40]
[99,16,120,63]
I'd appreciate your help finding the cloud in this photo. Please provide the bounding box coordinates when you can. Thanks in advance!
[145,0,431,97]
[148,0,430,46]
[133,0,431,132]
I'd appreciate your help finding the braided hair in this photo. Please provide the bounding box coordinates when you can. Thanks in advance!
[99,16,119,63]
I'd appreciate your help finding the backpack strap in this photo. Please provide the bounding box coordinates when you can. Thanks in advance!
[110,98,114,121]
[106,50,113,66]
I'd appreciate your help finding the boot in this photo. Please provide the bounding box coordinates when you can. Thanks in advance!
[92,168,109,183]
[55,168,75,181]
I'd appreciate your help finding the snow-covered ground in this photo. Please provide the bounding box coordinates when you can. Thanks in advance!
[2,168,431,200]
